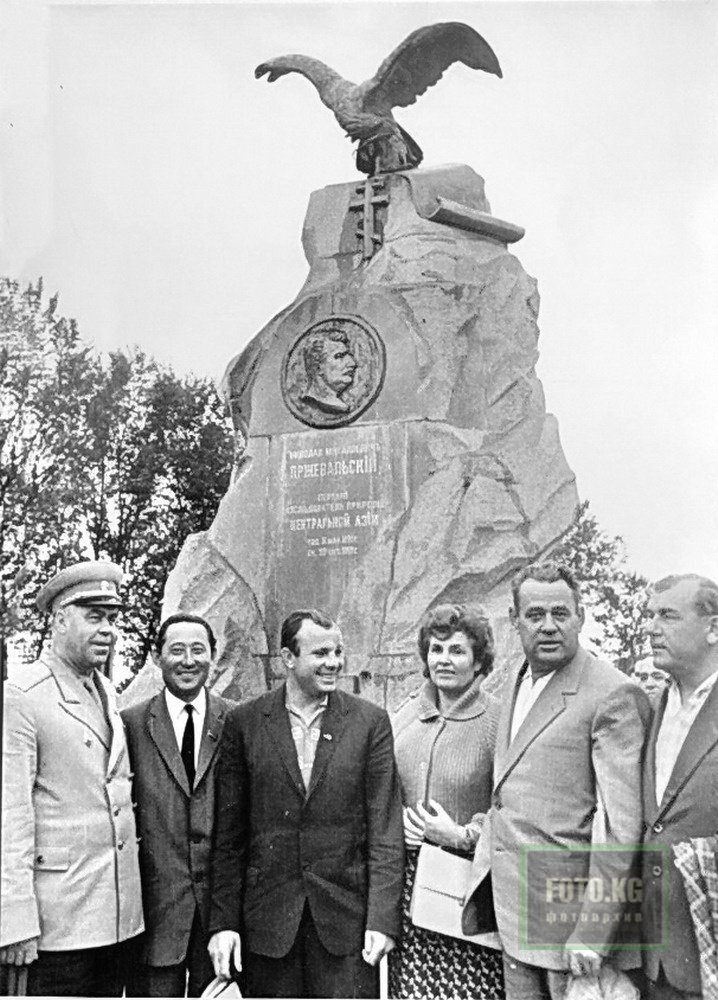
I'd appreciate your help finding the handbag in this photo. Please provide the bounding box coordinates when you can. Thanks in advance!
[409,842,500,947]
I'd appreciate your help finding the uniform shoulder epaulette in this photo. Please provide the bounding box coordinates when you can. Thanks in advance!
[8,659,53,693]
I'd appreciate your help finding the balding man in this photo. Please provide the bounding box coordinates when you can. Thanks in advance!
[0,562,143,997]
[641,573,718,1000]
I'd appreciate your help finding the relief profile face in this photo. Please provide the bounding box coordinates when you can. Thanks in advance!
[282,315,385,428]
[301,330,357,414]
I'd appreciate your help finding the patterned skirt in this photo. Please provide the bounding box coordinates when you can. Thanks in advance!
[388,847,504,1000]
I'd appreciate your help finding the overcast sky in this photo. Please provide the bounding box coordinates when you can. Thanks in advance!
[1,0,716,584]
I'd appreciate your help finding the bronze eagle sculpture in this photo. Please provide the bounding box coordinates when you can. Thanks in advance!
[255,22,501,176]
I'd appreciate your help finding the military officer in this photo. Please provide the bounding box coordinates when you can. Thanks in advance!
[0,561,144,997]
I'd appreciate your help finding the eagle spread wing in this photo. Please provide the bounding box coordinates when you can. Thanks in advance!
[255,55,388,144]
[255,23,502,175]
[360,22,502,111]
[255,55,356,116]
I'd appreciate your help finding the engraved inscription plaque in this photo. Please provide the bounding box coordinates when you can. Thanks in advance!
[269,423,407,621]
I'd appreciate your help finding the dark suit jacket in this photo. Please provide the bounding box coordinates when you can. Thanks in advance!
[463,648,650,969]
[642,679,718,994]
[122,690,229,965]
[209,684,404,958]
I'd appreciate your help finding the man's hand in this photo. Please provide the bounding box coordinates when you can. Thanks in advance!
[416,799,463,848]
[362,930,395,966]
[565,947,602,977]
[0,938,39,966]
[208,930,242,980]
[403,805,425,847]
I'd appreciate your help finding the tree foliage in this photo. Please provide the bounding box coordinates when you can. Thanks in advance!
[80,352,235,675]
[551,500,651,671]
[1,277,234,676]
[0,279,93,662]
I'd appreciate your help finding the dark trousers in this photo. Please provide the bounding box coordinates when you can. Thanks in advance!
[243,903,378,999]
[502,954,569,1000]
[23,937,139,997]
[647,967,702,1000]
[127,907,214,998]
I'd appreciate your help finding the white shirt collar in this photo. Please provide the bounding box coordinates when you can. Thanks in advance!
[521,662,557,686]
[164,686,207,722]
[665,668,718,710]
[285,689,328,724]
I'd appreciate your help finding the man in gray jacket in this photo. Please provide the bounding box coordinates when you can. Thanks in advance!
[463,562,650,1000]
[122,613,229,997]
[0,561,144,996]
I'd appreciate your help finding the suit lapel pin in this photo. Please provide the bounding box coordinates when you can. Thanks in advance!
[323,733,332,741]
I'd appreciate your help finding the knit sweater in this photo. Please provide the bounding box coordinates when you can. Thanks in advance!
[391,673,499,850]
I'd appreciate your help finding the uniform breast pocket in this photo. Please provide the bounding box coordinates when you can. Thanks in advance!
[35,848,71,872]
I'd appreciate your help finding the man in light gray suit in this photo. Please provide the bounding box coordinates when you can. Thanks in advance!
[463,562,650,1000]
[122,613,229,997]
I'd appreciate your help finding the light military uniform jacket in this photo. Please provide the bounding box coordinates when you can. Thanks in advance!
[1,651,144,950]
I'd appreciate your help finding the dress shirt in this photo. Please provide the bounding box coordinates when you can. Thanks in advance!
[286,692,328,790]
[654,669,718,802]
[510,665,555,743]
[165,687,207,770]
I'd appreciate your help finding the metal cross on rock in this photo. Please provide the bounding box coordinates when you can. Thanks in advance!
[348,177,389,262]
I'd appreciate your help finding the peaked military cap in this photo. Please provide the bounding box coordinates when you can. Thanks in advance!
[36,561,125,614]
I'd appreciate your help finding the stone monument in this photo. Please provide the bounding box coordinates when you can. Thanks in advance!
[121,26,578,709]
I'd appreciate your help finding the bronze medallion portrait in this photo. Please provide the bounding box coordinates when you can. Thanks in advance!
[281,316,385,428]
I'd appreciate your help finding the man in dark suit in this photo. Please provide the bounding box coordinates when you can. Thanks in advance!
[463,562,650,1000]
[208,608,404,999]
[122,613,229,997]
[641,573,718,1000]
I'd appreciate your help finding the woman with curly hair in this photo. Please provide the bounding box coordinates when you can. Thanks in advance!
[388,603,503,1000]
